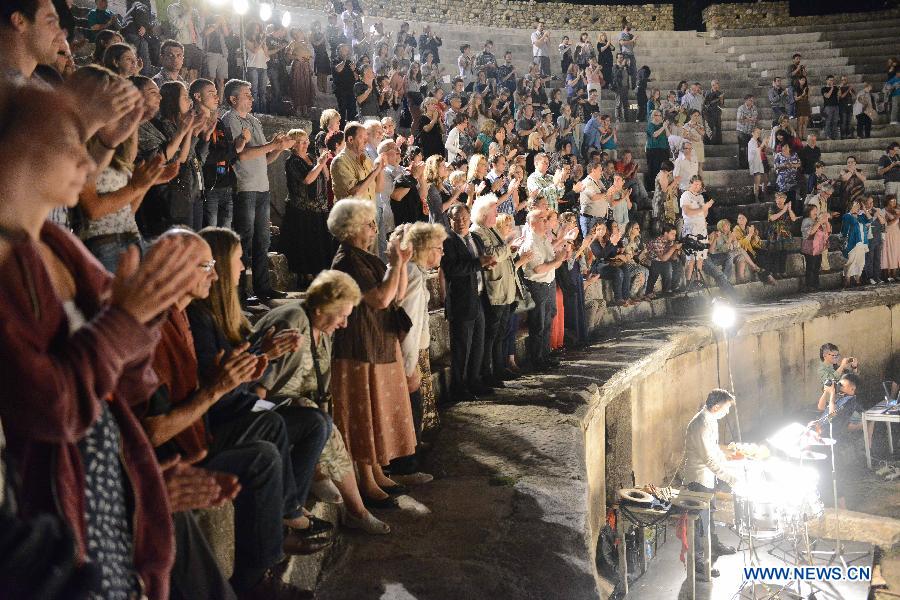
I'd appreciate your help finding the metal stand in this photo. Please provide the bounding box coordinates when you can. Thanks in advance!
[808,419,869,569]
[732,461,781,600]
[683,253,712,297]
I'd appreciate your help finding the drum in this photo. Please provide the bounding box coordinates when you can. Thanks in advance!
[733,487,784,539]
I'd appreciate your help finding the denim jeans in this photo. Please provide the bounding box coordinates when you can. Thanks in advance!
[83,234,146,274]
[822,105,839,140]
[701,258,735,294]
[171,512,237,600]
[524,279,556,366]
[804,252,822,289]
[274,405,331,509]
[234,191,273,295]
[838,105,853,138]
[534,55,550,77]
[646,259,673,294]
[686,481,717,562]
[579,214,599,240]
[267,64,283,113]
[592,262,631,301]
[709,252,735,282]
[204,187,234,229]
[247,67,268,112]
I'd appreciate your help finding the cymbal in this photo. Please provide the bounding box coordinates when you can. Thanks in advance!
[787,449,828,461]
[803,437,837,447]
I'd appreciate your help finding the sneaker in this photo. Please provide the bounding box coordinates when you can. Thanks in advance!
[392,472,434,486]
[344,510,390,535]
[870,278,878,286]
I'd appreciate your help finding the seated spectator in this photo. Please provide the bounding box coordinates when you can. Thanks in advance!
[152,39,186,87]
[103,42,140,77]
[327,199,419,505]
[249,270,392,534]
[708,218,772,284]
[0,82,209,600]
[282,128,335,288]
[588,219,632,306]
[645,223,683,295]
[733,212,772,272]
[619,221,649,299]
[615,150,649,206]
[93,29,124,67]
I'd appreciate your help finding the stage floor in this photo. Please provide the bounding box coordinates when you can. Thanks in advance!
[625,518,874,600]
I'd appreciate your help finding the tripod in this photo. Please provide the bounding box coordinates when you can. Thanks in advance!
[683,252,712,296]
[807,417,869,569]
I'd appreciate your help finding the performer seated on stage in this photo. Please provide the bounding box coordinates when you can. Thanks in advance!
[814,372,863,509]
[682,389,738,581]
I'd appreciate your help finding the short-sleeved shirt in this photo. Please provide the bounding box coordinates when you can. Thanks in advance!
[222,110,269,192]
[330,148,375,202]
[531,31,549,57]
[680,190,706,232]
[579,175,609,217]
[817,362,837,385]
[879,153,900,183]
[522,233,555,284]
[354,81,380,118]
[618,31,635,55]
[331,242,400,363]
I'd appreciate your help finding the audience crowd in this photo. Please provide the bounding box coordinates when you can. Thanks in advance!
[1,0,899,598]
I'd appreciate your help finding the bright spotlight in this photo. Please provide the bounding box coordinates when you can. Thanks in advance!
[281,10,291,27]
[259,2,273,21]
[711,299,736,330]
[208,0,226,6]
[233,0,248,15]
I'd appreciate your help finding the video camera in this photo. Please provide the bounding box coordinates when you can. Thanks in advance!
[680,233,710,255]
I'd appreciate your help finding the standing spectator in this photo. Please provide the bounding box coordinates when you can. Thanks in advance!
[680,175,713,286]
[195,77,240,228]
[354,65,380,121]
[736,94,757,169]
[86,0,116,42]
[527,153,566,211]
[615,150,648,206]
[531,21,551,77]
[801,204,829,290]
[887,69,900,125]
[768,77,788,125]
[166,0,202,82]
[585,56,604,99]
[617,23,637,89]
[839,156,867,213]
[282,128,334,287]
[794,75,811,139]
[789,53,806,86]
[680,82,703,114]
[446,112,470,164]
[339,0,362,48]
[574,32,594,70]
[645,223,682,295]
[882,195,900,281]
[748,126,768,202]
[266,25,290,114]
[327,199,418,505]
[704,80,724,145]
[799,133,821,194]
[122,0,153,74]
[774,142,803,216]
[309,20,331,95]
[315,108,341,153]
[522,209,570,370]
[578,158,609,237]
[559,35,573,76]
[381,139,429,227]
[674,142,698,193]
[645,110,671,190]
[222,78,292,302]
[286,27,315,117]
[683,109,706,175]
[243,23,270,113]
[152,39,186,87]
[879,142,900,199]
[497,51,517,95]
[442,203,497,400]
[203,15,230,102]
[419,25,442,64]
[596,32,614,86]
[331,121,382,207]
[767,192,799,278]
[841,200,869,287]
[651,160,679,234]
[332,44,357,125]
[635,65,651,122]
[821,75,840,140]
[612,53,629,122]
[416,97,445,159]
[457,44,475,89]
[855,82,875,139]
[837,75,856,139]
[472,196,524,385]
[863,195,884,285]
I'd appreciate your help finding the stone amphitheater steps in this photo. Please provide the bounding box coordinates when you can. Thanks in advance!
[713,17,900,36]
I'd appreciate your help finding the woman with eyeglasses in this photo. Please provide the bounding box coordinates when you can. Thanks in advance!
[326,199,419,508]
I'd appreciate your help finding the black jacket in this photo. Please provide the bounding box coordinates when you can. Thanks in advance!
[441,231,485,322]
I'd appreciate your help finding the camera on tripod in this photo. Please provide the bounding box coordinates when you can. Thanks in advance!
[680,233,710,254]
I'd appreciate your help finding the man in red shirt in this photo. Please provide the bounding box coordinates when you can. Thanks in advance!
[614,149,649,206]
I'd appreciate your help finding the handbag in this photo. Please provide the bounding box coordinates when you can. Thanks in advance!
[513,267,536,314]
[391,305,413,341]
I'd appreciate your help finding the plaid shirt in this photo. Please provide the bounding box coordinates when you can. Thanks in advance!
[647,235,676,262]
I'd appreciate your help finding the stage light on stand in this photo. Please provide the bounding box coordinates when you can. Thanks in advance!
[233,0,249,15]
[259,2,273,21]
[281,10,291,27]
[711,298,736,330]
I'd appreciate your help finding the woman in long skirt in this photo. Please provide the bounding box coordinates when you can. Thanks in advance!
[287,28,316,116]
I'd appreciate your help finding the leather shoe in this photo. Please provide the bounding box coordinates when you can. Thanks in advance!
[497,369,519,381]
[447,389,477,403]
[712,541,736,556]
[695,565,720,581]
[484,377,506,388]
[282,531,331,556]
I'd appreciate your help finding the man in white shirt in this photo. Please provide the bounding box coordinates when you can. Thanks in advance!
[521,209,570,371]
[680,175,713,286]
[578,158,610,237]
[683,389,738,579]
[526,153,565,211]
[530,22,551,78]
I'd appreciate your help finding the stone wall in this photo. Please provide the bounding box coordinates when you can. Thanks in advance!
[284,0,674,31]
[703,1,900,30]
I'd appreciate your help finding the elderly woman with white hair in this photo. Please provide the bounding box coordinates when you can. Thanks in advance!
[327,199,418,507]
[394,222,448,475]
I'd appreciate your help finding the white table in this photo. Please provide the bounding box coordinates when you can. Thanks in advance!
[861,401,899,469]
[615,489,712,600]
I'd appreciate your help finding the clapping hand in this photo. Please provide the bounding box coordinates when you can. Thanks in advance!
[259,326,303,360]
[564,226,580,241]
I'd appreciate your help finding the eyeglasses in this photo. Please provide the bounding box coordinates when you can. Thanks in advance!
[199,259,217,273]
[365,221,377,230]
[428,245,445,253]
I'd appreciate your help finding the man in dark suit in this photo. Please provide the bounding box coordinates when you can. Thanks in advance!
[442,204,497,402]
